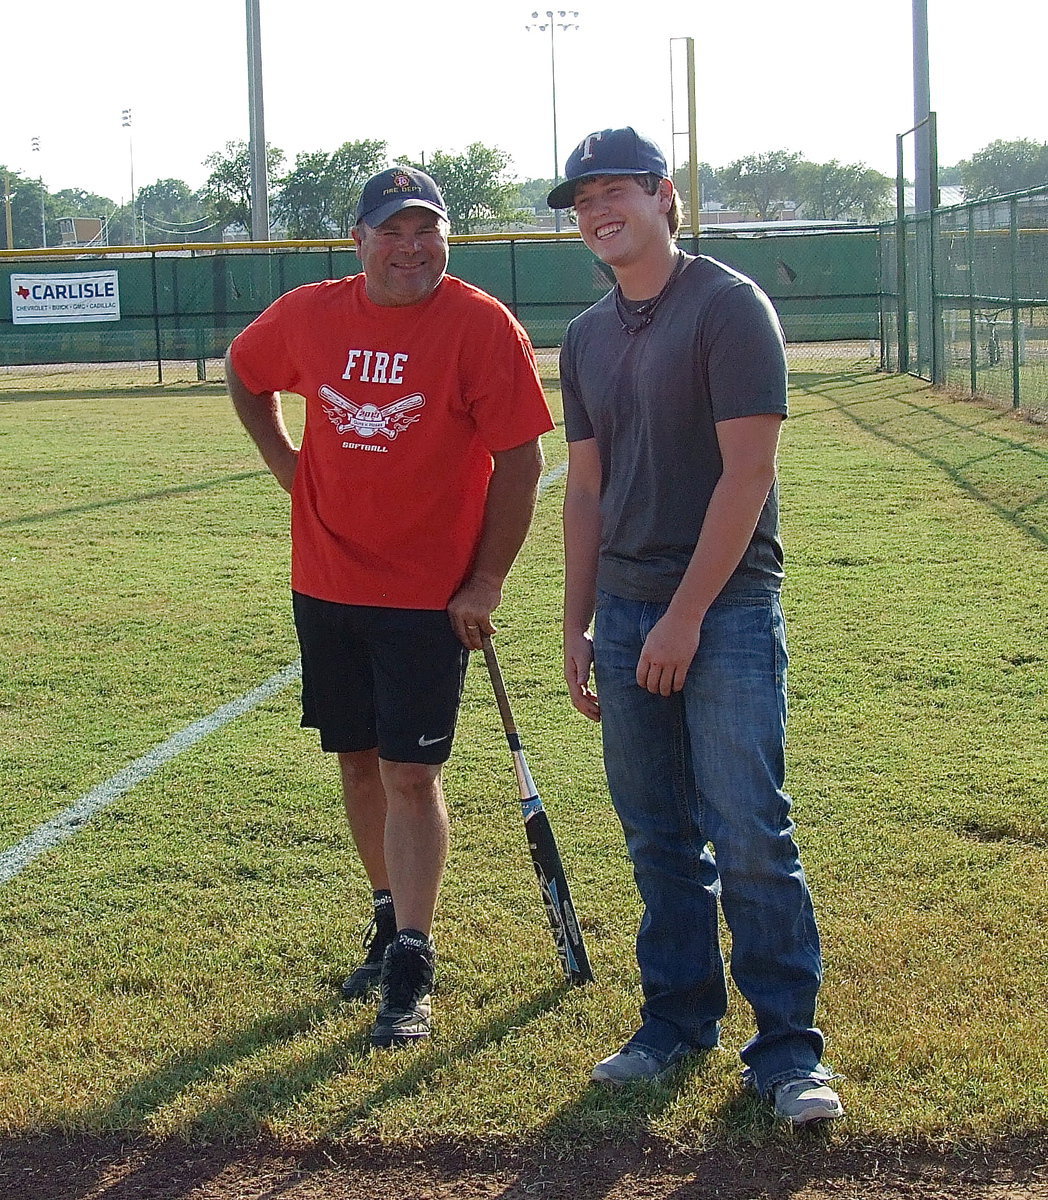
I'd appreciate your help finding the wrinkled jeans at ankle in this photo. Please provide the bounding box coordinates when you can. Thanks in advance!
[593,588,828,1092]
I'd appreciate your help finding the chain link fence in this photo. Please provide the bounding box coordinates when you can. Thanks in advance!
[1,228,879,394]
[881,184,1048,414]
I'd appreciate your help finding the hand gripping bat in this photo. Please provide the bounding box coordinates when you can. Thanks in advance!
[481,635,595,986]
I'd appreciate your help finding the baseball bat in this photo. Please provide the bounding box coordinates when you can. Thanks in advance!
[480,635,595,986]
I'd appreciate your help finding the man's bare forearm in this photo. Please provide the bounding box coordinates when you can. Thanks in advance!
[665,465,776,625]
[448,438,544,646]
[563,484,600,637]
[468,439,544,589]
[225,349,299,494]
[562,438,603,720]
[665,415,781,626]
[635,413,782,696]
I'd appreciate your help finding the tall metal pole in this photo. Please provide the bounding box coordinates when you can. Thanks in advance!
[686,38,699,237]
[912,0,933,214]
[246,0,270,241]
[526,10,579,234]
[549,22,560,233]
[32,137,46,248]
[121,108,136,246]
[911,0,937,379]
[669,37,701,237]
[895,134,910,374]
[927,111,942,384]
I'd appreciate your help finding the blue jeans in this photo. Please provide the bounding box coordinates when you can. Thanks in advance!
[593,588,828,1093]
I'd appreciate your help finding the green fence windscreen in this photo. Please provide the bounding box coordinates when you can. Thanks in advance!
[1,229,879,371]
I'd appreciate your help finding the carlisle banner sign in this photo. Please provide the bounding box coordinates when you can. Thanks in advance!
[11,271,120,324]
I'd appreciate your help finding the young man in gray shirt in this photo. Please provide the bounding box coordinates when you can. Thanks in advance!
[554,127,843,1125]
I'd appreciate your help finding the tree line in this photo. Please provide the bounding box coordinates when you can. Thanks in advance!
[0,139,525,248]
[2,137,1046,250]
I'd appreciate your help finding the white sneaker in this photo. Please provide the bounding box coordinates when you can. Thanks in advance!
[772,1076,844,1125]
[591,1043,688,1085]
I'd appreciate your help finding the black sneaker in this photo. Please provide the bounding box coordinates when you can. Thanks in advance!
[340,892,396,1002]
[371,930,435,1048]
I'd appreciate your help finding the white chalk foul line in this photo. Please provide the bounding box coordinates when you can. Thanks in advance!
[0,460,568,886]
[0,661,302,885]
[540,459,566,492]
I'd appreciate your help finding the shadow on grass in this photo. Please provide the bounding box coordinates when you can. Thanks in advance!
[487,1053,839,1199]
[251,983,573,1139]
[790,368,884,392]
[0,382,228,404]
[46,984,573,1199]
[23,1000,854,1200]
[0,471,270,529]
[72,999,337,1132]
[797,372,1048,548]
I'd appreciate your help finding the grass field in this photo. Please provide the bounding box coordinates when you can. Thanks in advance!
[1,360,1046,1154]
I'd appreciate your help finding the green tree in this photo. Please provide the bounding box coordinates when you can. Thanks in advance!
[328,140,388,236]
[1,168,53,249]
[672,161,721,211]
[201,139,285,234]
[137,178,212,243]
[274,150,332,238]
[718,151,802,220]
[959,139,1048,199]
[405,143,524,233]
[794,160,892,222]
[51,186,117,213]
[513,177,554,212]
[274,140,387,238]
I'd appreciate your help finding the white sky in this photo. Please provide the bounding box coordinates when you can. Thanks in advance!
[4,0,1045,206]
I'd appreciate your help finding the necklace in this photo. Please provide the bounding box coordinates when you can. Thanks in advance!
[614,251,689,336]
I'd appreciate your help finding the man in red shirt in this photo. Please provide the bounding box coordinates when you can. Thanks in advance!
[226,166,553,1048]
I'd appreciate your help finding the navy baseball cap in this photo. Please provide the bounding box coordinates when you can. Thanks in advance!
[547,127,669,209]
[354,166,448,228]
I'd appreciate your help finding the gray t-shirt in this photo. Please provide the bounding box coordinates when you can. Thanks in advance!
[561,254,787,604]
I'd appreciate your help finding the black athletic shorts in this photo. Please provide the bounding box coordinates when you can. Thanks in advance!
[292,591,469,764]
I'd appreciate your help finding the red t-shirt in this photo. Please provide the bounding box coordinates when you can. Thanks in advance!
[230,274,553,609]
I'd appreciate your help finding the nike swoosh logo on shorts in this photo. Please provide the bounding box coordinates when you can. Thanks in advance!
[418,733,450,747]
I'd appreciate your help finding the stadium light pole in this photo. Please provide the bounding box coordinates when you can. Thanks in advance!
[526,9,580,233]
[121,108,137,246]
[245,0,270,241]
[31,136,47,248]
[912,0,934,214]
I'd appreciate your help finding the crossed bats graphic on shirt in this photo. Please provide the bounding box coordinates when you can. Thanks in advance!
[318,384,426,441]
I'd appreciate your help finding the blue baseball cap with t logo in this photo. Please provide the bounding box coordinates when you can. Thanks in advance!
[547,127,669,209]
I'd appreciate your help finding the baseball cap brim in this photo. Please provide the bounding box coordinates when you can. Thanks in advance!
[547,168,652,210]
[358,197,448,229]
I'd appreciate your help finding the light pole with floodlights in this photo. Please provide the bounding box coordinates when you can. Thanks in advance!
[121,107,137,246]
[31,136,46,248]
[525,9,579,232]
